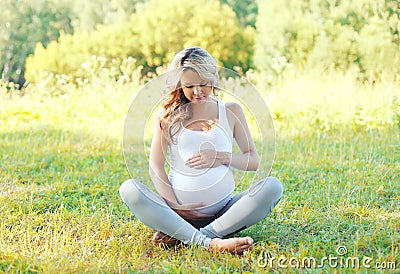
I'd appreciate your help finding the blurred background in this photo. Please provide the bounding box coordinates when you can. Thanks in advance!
[2,0,399,137]
[1,0,399,89]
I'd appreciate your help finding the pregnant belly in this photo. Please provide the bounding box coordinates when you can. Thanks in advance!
[170,166,235,205]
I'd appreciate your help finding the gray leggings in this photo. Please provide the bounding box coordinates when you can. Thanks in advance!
[119,177,283,247]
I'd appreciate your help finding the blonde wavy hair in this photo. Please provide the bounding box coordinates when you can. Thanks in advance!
[160,47,219,143]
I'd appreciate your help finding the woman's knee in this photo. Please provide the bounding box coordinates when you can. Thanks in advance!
[250,176,283,201]
[266,177,283,198]
[119,179,142,205]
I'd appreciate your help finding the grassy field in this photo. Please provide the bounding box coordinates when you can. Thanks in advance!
[0,71,399,273]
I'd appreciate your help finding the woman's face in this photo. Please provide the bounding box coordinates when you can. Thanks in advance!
[180,69,213,103]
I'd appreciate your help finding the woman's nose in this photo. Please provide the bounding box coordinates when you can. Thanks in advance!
[193,85,202,95]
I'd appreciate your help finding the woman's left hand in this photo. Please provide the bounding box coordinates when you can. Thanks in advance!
[186,149,229,169]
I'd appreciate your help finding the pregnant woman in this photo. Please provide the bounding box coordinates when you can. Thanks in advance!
[119,47,283,254]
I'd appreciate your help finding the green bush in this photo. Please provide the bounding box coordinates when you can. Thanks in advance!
[25,23,141,83]
[135,0,254,69]
[0,0,73,85]
[255,0,400,83]
[25,0,254,84]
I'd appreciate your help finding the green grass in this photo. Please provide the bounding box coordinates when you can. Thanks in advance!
[0,72,399,273]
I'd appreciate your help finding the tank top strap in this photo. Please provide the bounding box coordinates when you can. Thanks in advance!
[217,100,233,141]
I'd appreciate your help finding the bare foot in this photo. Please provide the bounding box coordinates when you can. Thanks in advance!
[209,237,253,254]
[152,231,182,248]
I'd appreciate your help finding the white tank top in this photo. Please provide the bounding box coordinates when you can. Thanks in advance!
[168,101,235,213]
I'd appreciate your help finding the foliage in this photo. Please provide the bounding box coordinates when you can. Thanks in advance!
[0,0,143,86]
[135,0,254,69]
[220,0,258,28]
[255,0,400,83]
[0,0,73,85]
[247,68,400,137]
[4,0,256,87]
[25,24,141,84]
[25,56,143,97]
[25,0,254,84]
[70,0,143,32]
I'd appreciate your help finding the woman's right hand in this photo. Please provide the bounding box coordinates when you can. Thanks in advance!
[167,201,214,220]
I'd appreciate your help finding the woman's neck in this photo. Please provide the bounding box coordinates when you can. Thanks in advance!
[190,98,216,115]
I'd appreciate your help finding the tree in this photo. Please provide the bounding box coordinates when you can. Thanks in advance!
[123,0,255,70]
[25,0,255,84]
[0,0,73,85]
[220,0,258,28]
[255,0,400,82]
[1,0,144,86]
[70,0,143,31]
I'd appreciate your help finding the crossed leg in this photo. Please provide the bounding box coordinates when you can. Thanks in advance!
[119,177,283,254]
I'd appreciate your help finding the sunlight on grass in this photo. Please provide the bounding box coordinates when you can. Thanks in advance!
[0,70,399,272]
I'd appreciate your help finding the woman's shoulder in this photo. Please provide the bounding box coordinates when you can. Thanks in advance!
[224,101,243,114]
[223,102,245,127]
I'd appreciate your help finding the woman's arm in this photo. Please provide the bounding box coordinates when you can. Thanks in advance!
[149,111,179,204]
[225,102,260,171]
